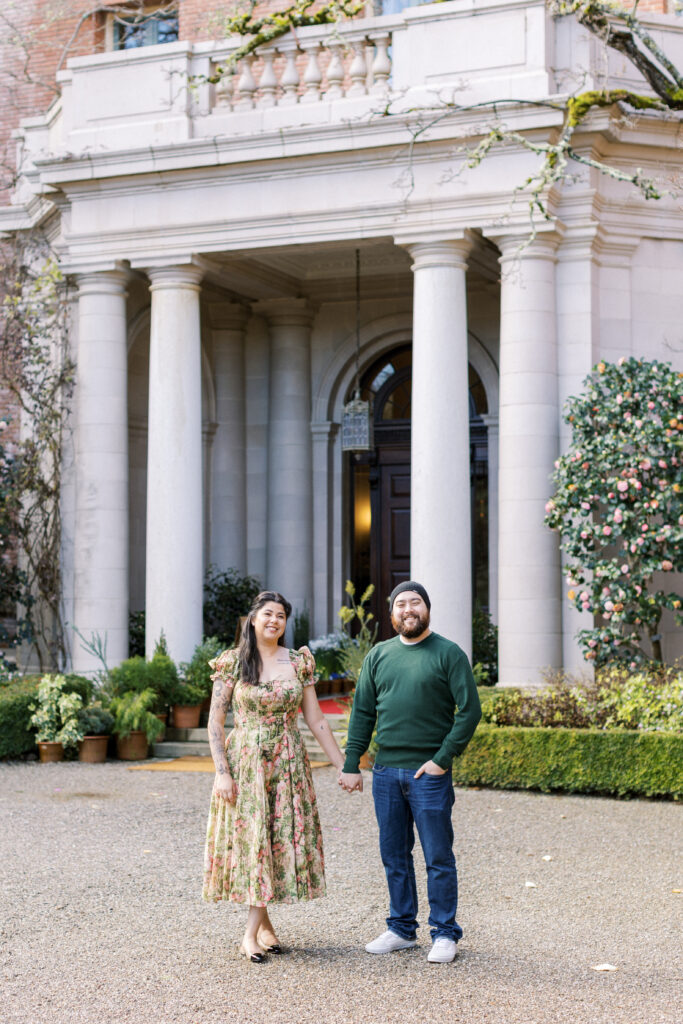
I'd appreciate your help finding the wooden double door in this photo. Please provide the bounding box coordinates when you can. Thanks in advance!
[368,448,411,639]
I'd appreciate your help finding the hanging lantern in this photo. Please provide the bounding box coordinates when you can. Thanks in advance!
[341,249,374,453]
[342,389,374,452]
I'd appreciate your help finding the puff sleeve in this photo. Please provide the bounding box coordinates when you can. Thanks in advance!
[209,648,238,687]
[298,645,316,687]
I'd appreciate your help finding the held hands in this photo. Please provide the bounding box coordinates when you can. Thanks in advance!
[338,769,363,793]
[214,771,237,804]
[414,760,446,778]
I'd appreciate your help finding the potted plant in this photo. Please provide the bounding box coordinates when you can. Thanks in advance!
[179,637,224,714]
[77,703,115,763]
[110,688,165,760]
[29,674,85,762]
[170,680,205,729]
[308,632,347,697]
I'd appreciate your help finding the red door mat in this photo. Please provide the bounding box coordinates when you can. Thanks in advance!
[318,697,351,715]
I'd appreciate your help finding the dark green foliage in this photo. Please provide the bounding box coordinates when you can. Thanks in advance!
[0,677,39,758]
[107,654,178,711]
[293,606,310,649]
[78,702,114,736]
[180,637,224,702]
[129,610,145,657]
[62,674,93,705]
[484,687,593,728]
[203,566,261,646]
[472,602,498,684]
[451,724,683,799]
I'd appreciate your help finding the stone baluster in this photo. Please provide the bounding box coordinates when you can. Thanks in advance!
[258,49,278,107]
[236,54,257,110]
[301,43,323,103]
[278,41,300,106]
[347,37,368,97]
[325,41,345,99]
[369,32,391,95]
[213,65,234,110]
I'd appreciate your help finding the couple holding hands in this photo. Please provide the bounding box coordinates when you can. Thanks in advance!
[202,581,481,966]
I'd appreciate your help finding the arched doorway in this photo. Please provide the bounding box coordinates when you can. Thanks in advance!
[348,345,488,639]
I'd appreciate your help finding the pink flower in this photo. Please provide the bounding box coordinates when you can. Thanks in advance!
[621,564,629,574]
[604,600,614,612]
[639,459,651,471]
[545,500,555,514]
[658,460,667,468]
[618,357,626,366]
[662,560,673,571]
[634,481,642,490]
[635,420,642,428]
[641,524,648,533]
[580,530,589,539]
[580,592,589,602]
[588,639,597,648]
[635,585,642,595]
[616,395,623,404]
[647,401,655,410]
[603,526,612,536]
[614,510,623,524]
[617,481,628,493]
[581,501,591,510]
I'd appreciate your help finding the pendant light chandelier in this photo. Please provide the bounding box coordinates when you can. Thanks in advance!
[341,248,374,452]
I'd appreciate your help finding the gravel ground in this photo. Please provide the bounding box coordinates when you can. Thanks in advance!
[1,760,681,1024]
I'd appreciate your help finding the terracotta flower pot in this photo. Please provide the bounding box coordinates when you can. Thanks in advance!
[78,735,109,763]
[116,730,149,761]
[359,751,374,770]
[329,678,343,695]
[172,704,202,729]
[38,740,64,763]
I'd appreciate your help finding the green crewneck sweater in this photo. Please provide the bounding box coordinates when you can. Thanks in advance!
[342,632,482,773]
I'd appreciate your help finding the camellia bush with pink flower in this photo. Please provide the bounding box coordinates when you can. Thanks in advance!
[545,357,682,667]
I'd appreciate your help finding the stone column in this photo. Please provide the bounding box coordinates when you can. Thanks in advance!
[311,421,338,636]
[208,302,248,574]
[489,231,562,685]
[256,298,314,624]
[481,413,499,626]
[73,269,129,673]
[407,240,472,656]
[145,265,204,663]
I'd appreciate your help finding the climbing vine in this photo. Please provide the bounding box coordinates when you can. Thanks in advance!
[0,233,74,671]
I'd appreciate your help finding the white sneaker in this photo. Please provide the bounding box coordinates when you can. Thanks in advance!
[365,930,417,954]
[427,937,458,963]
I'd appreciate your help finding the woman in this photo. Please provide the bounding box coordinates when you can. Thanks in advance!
[202,590,346,962]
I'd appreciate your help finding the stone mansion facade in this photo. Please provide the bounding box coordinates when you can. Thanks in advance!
[1,0,682,682]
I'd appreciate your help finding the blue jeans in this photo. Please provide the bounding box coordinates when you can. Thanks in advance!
[371,763,462,943]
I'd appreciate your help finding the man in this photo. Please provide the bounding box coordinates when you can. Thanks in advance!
[340,581,481,964]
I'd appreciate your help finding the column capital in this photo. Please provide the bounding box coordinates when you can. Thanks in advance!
[147,264,204,292]
[76,267,129,297]
[398,235,474,272]
[485,226,564,264]
[208,301,249,332]
[253,296,313,327]
[311,420,339,441]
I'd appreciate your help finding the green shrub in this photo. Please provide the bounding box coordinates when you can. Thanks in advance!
[62,674,94,705]
[108,656,150,697]
[78,702,115,736]
[483,666,682,733]
[0,677,39,758]
[179,637,224,701]
[147,651,179,709]
[472,602,498,684]
[451,724,683,798]
[203,566,261,646]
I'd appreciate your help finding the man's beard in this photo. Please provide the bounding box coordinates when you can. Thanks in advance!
[392,610,430,639]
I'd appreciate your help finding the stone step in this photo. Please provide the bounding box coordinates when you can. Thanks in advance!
[153,739,211,757]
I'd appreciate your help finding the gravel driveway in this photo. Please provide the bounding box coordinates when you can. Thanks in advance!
[1,761,681,1024]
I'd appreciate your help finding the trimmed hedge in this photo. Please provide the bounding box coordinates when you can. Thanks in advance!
[452,723,683,799]
[0,677,40,758]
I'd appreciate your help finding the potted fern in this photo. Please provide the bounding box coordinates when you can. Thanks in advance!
[77,703,115,763]
[110,688,165,760]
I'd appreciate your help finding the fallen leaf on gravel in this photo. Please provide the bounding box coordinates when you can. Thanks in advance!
[525,881,537,888]
[672,889,682,894]
[542,855,553,861]
[592,964,618,972]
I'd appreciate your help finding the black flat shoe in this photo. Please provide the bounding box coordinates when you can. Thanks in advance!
[240,943,267,964]
[261,943,282,954]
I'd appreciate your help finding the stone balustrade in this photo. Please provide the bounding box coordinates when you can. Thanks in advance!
[209,26,393,112]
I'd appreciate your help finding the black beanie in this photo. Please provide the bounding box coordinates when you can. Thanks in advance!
[389,581,431,610]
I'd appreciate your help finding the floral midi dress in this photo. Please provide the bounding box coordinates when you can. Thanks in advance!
[202,645,326,906]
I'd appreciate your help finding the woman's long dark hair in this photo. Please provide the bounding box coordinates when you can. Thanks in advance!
[238,590,292,685]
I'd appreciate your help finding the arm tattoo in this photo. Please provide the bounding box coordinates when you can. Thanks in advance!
[208,678,233,774]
